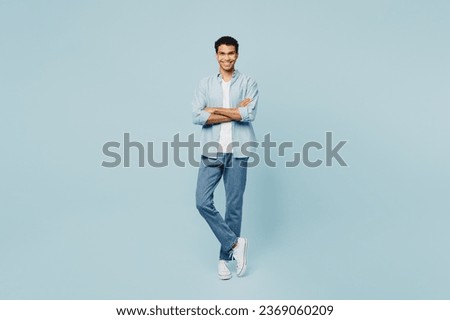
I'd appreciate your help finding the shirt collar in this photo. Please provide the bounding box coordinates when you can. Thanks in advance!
[216,69,240,83]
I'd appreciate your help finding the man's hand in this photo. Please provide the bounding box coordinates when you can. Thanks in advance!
[204,98,251,114]
[239,98,252,107]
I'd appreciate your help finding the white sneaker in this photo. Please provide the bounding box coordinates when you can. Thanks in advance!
[232,237,248,277]
[218,260,232,280]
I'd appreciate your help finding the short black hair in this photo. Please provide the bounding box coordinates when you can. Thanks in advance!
[214,36,239,53]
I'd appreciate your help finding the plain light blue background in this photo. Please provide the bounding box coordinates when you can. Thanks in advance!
[1,0,449,299]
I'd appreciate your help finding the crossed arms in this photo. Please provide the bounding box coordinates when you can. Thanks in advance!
[204,98,252,125]
[192,78,258,126]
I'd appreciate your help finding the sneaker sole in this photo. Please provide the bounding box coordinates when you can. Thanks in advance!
[218,273,232,280]
[237,239,248,277]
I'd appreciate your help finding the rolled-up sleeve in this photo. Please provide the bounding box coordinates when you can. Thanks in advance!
[192,80,211,125]
[238,79,258,122]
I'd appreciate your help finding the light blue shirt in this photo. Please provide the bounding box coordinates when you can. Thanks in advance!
[192,69,259,158]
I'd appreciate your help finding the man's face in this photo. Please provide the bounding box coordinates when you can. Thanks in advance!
[216,44,238,72]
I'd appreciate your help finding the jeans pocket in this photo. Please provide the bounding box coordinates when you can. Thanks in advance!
[201,155,223,167]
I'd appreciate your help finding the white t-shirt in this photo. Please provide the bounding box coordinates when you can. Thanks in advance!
[218,80,233,153]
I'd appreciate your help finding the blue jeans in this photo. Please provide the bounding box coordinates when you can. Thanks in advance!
[195,153,248,261]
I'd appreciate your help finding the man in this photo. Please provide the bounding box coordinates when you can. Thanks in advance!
[192,36,258,280]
